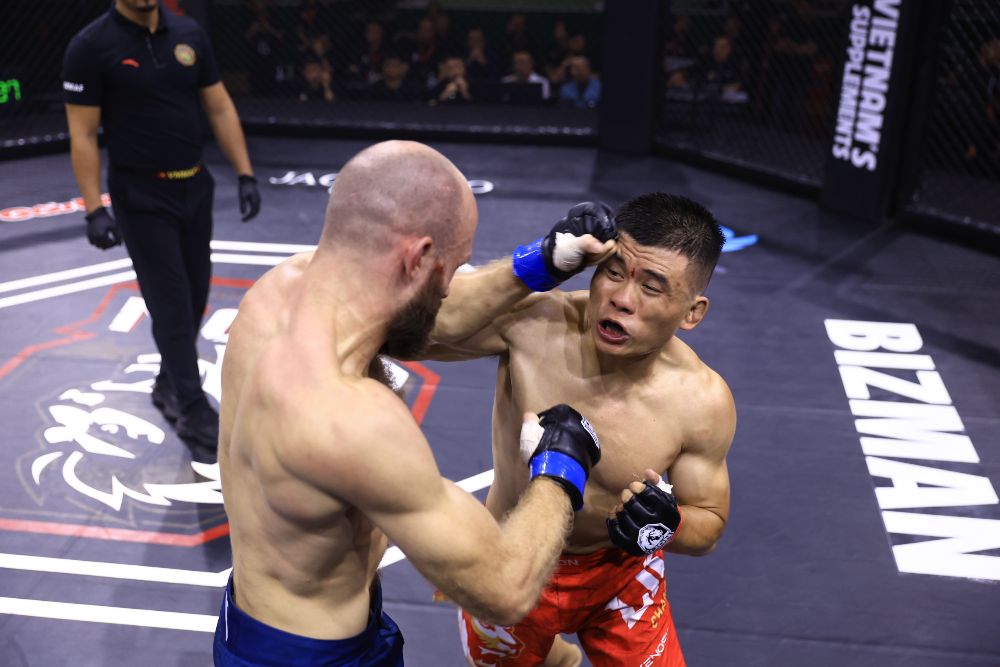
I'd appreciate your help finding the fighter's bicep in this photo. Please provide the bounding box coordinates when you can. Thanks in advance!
[668,449,731,518]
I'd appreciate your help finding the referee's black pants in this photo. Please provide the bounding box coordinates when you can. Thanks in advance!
[108,166,214,413]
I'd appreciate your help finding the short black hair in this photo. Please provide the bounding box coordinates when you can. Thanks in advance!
[614,193,724,292]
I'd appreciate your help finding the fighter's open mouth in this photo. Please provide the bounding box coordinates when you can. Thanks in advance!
[601,320,625,336]
[598,320,629,343]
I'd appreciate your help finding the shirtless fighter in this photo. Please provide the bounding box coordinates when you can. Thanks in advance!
[423,193,736,666]
[213,141,608,666]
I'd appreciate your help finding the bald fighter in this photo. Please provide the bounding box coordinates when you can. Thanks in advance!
[421,193,736,666]
[213,141,605,666]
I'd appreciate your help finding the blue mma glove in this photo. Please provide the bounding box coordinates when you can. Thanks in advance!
[512,201,616,291]
[523,404,602,510]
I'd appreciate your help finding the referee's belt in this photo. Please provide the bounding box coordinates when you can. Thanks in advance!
[155,163,202,180]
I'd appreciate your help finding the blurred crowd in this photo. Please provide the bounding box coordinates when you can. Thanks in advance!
[239,0,602,109]
[661,1,840,136]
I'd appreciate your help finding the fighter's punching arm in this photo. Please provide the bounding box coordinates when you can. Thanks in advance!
[423,202,617,359]
[316,388,600,625]
[609,376,735,557]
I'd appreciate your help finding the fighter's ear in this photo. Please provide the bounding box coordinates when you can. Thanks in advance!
[400,236,434,281]
[679,295,709,331]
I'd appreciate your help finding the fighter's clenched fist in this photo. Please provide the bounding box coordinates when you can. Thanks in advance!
[512,201,617,291]
[520,404,602,510]
[608,469,682,556]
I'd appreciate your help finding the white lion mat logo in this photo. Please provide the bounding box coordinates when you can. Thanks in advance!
[33,351,225,511]
[29,307,238,512]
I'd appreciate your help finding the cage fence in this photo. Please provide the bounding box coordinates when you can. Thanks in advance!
[901,0,1000,236]
[654,0,851,189]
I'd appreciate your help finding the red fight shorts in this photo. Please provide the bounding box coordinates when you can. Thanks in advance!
[458,548,685,667]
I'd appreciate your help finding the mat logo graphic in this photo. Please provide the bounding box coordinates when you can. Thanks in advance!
[720,225,757,253]
[0,193,112,223]
[10,279,429,530]
[29,307,234,514]
[268,170,495,195]
[826,319,1000,582]
[33,352,224,512]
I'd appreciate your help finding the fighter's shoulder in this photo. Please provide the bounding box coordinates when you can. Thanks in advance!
[506,289,581,330]
[310,375,418,444]
[662,342,735,436]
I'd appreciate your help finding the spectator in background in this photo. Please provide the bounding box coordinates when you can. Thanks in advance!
[662,14,698,92]
[559,55,600,109]
[664,14,697,59]
[767,0,819,131]
[704,35,746,100]
[502,50,550,101]
[410,17,441,87]
[244,0,286,96]
[429,55,472,105]
[548,33,588,88]
[544,20,570,80]
[966,37,1000,176]
[354,20,386,85]
[369,52,423,102]
[433,11,462,57]
[465,27,500,82]
[504,13,532,66]
[294,0,327,54]
[299,34,335,102]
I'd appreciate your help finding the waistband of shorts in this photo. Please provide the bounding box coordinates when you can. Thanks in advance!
[111,162,203,180]
[220,573,384,663]
[555,547,661,571]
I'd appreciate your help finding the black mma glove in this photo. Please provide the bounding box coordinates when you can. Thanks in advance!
[238,174,261,222]
[525,404,602,510]
[607,479,682,556]
[512,201,616,291]
[85,206,122,250]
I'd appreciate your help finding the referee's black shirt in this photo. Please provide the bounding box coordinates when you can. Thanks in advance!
[63,4,220,171]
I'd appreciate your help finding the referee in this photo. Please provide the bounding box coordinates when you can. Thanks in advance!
[63,0,261,457]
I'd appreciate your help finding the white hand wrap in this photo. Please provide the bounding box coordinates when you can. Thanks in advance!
[551,232,589,274]
[519,420,546,464]
[655,478,674,495]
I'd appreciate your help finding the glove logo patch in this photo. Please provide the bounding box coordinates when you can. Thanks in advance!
[638,523,673,553]
[579,416,600,449]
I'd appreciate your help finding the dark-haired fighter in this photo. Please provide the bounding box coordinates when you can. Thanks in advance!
[214,141,608,666]
[423,193,736,666]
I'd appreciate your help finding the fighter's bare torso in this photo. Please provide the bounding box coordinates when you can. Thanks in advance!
[219,252,387,640]
[487,290,730,552]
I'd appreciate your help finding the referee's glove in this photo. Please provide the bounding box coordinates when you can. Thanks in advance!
[238,175,261,222]
[85,207,122,250]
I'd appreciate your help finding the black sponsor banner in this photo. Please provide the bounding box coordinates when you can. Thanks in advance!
[820,0,923,221]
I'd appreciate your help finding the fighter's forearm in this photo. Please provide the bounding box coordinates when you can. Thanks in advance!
[207,101,253,177]
[430,258,530,344]
[666,505,726,556]
[468,478,572,625]
[69,135,104,214]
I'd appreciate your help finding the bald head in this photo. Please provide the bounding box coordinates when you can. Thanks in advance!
[321,141,476,252]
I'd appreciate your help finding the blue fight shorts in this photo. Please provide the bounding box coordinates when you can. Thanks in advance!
[213,574,404,666]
